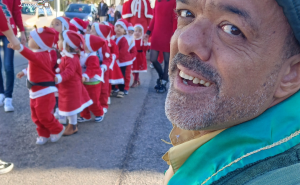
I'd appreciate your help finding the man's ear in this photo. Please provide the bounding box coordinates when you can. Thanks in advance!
[274,54,300,99]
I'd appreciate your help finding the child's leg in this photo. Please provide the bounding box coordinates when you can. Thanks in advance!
[34,93,64,135]
[63,114,78,136]
[124,65,132,91]
[85,83,103,117]
[67,115,78,125]
[119,66,127,92]
[80,107,91,119]
[100,71,109,109]
[30,98,50,138]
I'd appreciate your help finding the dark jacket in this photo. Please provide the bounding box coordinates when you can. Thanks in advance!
[98,2,108,17]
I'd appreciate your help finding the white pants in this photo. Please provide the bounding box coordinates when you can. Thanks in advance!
[67,115,77,125]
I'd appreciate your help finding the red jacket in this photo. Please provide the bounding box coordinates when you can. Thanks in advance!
[0,0,24,36]
[114,35,132,67]
[0,6,9,31]
[82,53,103,83]
[97,41,112,72]
[18,45,57,99]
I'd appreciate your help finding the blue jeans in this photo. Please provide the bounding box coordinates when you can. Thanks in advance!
[0,36,15,98]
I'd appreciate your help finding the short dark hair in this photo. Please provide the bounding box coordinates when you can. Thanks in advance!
[282,30,300,60]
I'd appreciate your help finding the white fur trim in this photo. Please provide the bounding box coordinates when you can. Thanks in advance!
[117,58,135,67]
[58,99,93,116]
[22,68,27,75]
[63,31,77,49]
[82,73,90,81]
[30,30,50,50]
[85,34,94,52]
[109,54,116,70]
[115,35,124,45]
[115,21,128,33]
[55,68,60,73]
[93,23,105,39]
[29,87,58,99]
[101,64,107,72]
[17,44,24,52]
[55,74,62,84]
[57,59,61,64]
[105,53,110,58]
[57,17,69,30]
[37,27,44,33]
[109,78,124,85]
[132,70,147,73]
[128,26,134,31]
[70,19,84,32]
[111,35,116,40]
[122,14,133,19]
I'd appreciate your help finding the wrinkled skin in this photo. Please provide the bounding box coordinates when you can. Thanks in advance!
[166,0,300,131]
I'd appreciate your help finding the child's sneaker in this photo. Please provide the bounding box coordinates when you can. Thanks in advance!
[4,98,14,112]
[77,117,92,123]
[0,94,4,107]
[116,91,125,98]
[107,97,111,105]
[50,126,65,142]
[95,114,105,122]
[150,63,154,69]
[124,90,129,95]
[0,160,14,174]
[103,108,108,114]
[36,137,50,145]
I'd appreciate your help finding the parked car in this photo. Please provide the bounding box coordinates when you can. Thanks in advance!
[21,1,55,37]
[64,3,97,22]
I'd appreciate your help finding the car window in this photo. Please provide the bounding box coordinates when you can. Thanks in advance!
[65,4,91,13]
[21,3,37,15]
[38,7,45,17]
[45,7,52,16]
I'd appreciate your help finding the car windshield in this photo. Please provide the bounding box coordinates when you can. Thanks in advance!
[65,4,91,13]
[21,3,37,15]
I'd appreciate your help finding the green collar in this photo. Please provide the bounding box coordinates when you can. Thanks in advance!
[169,91,300,185]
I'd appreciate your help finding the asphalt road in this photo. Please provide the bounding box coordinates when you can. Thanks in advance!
[0,50,173,185]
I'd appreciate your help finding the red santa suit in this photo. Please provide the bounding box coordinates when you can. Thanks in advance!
[80,34,106,119]
[122,0,153,33]
[132,25,149,73]
[55,31,92,117]
[70,17,89,34]
[109,40,124,85]
[147,0,177,52]
[18,27,64,138]
[125,33,137,91]
[0,5,9,32]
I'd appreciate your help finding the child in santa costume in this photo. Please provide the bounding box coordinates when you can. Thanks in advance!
[131,24,149,88]
[122,0,153,33]
[113,19,133,98]
[91,22,113,113]
[78,34,106,122]
[70,17,89,35]
[10,27,65,145]
[55,30,93,136]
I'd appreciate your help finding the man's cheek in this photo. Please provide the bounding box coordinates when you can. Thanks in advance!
[170,30,180,61]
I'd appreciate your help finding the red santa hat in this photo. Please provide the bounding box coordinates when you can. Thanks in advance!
[56,16,71,31]
[115,19,129,34]
[84,34,106,52]
[70,18,89,33]
[61,30,85,58]
[128,23,134,31]
[102,21,116,40]
[93,22,112,47]
[134,24,145,46]
[69,23,79,32]
[30,27,57,51]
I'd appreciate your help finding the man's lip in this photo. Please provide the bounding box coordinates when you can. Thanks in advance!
[177,65,214,84]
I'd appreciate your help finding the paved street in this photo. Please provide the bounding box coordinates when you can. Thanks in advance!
[0,50,172,184]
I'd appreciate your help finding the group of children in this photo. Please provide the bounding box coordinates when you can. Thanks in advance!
[7,16,149,145]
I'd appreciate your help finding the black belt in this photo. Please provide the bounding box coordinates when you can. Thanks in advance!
[138,50,143,53]
[27,79,55,90]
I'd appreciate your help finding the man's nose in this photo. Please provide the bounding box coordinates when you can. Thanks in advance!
[178,19,212,62]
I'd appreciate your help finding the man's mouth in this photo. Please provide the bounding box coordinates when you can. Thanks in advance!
[179,70,212,87]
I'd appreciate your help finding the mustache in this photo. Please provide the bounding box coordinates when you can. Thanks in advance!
[171,53,222,87]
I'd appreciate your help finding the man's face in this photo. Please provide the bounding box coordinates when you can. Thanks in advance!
[166,0,291,130]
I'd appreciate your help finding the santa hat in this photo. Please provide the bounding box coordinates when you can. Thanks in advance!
[93,22,112,47]
[134,24,145,46]
[115,19,129,34]
[84,34,106,52]
[128,23,134,31]
[60,30,85,58]
[30,27,57,51]
[70,18,89,33]
[102,21,116,40]
[56,16,71,31]
[69,23,79,32]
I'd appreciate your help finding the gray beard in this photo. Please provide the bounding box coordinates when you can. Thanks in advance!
[165,53,279,131]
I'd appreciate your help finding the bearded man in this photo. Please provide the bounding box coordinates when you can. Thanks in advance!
[163,0,300,184]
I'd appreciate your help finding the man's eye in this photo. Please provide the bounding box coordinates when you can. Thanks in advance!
[176,9,194,18]
[221,24,242,36]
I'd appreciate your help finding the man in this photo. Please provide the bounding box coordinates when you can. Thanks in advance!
[163,0,300,184]
[0,0,26,112]
[97,0,108,22]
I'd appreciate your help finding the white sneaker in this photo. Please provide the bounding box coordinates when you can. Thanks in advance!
[0,94,4,107]
[36,137,49,145]
[0,160,14,174]
[4,98,14,112]
[107,97,111,105]
[103,108,107,114]
[50,126,65,142]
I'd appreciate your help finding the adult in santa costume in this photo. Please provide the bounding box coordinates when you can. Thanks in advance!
[145,0,177,93]
[10,27,65,145]
[55,30,93,136]
[79,34,106,123]
[121,0,153,33]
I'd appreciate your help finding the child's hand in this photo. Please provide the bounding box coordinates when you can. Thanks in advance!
[16,71,25,79]
[82,77,87,83]
[55,77,58,83]
[7,42,21,51]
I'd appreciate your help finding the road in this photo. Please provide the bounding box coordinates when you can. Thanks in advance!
[0,50,172,185]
